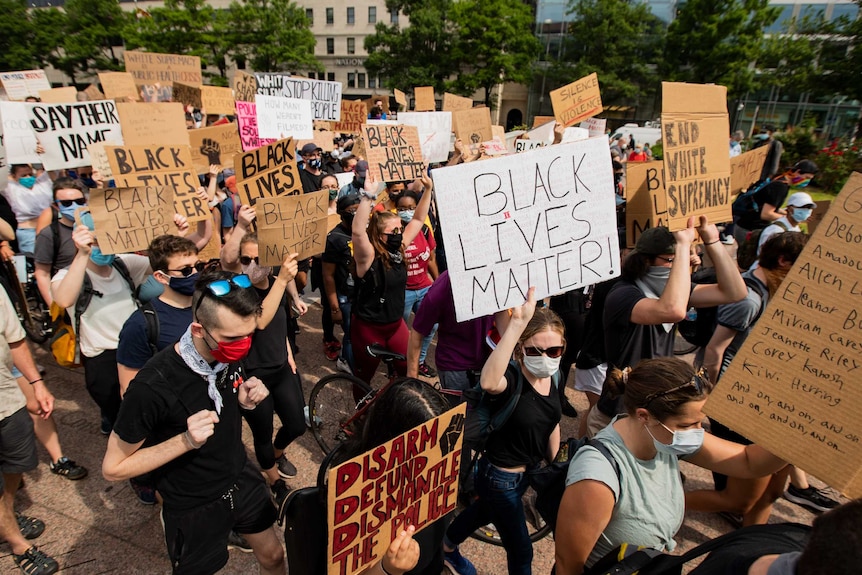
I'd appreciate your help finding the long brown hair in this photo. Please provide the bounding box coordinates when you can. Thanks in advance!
[369,210,404,268]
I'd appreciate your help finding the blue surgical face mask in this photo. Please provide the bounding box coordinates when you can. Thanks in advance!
[790,207,812,222]
[89,246,116,267]
[397,209,414,223]
[18,175,36,189]
[645,420,705,457]
[57,203,79,222]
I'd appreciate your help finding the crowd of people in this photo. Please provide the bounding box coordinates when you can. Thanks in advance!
[0,98,857,575]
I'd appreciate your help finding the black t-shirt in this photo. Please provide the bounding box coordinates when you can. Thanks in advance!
[245,282,288,370]
[353,256,407,324]
[575,278,621,370]
[485,362,562,469]
[114,347,247,511]
[736,180,790,230]
[323,224,353,297]
[34,219,76,270]
[299,169,324,194]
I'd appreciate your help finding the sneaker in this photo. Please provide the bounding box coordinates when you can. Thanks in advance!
[276,454,297,478]
[13,545,58,575]
[335,357,352,374]
[129,478,157,505]
[323,340,342,361]
[227,530,253,553]
[100,416,112,436]
[16,513,45,539]
[418,362,438,378]
[561,397,578,418]
[784,484,840,513]
[49,457,88,480]
[271,481,291,518]
[443,546,476,575]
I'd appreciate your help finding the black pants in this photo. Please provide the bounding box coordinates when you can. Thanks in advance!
[242,364,306,470]
[82,349,121,426]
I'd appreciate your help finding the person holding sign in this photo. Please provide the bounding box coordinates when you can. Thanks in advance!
[349,170,434,384]
[444,287,563,575]
[554,358,787,575]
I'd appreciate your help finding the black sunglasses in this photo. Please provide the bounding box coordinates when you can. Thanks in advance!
[164,262,207,277]
[239,256,260,266]
[654,255,675,264]
[57,197,87,207]
[643,368,707,408]
[193,274,253,317]
[522,345,565,358]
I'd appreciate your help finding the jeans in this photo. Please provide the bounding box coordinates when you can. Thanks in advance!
[403,286,437,364]
[446,458,533,575]
[16,228,36,256]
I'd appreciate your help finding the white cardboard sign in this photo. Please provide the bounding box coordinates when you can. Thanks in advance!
[25,100,124,169]
[0,102,41,164]
[397,112,453,163]
[255,95,314,141]
[255,74,342,122]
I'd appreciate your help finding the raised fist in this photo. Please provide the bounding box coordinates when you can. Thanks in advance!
[200,138,222,164]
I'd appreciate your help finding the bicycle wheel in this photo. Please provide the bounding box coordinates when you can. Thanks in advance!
[465,485,552,546]
[309,374,373,455]
[23,291,51,344]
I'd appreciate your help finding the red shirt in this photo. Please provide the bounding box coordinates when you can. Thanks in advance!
[404,229,435,290]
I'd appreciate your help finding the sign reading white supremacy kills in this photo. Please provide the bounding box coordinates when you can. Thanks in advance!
[255,74,342,122]
[432,138,620,321]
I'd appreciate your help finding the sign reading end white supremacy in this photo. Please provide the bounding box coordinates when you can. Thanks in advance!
[432,138,621,321]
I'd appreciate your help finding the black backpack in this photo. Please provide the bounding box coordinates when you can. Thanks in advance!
[731,178,771,221]
[736,220,789,271]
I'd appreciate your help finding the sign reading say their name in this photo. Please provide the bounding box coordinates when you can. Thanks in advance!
[729,145,770,195]
[550,73,603,127]
[705,173,862,498]
[625,161,668,248]
[362,124,425,182]
[123,51,202,86]
[188,123,243,174]
[0,70,51,101]
[255,191,329,264]
[255,74,342,121]
[327,404,465,575]
[661,82,731,230]
[234,137,301,208]
[432,138,621,321]
[397,112,453,164]
[235,101,276,151]
[255,95,313,140]
[89,186,175,254]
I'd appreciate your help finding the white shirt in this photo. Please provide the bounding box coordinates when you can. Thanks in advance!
[749,217,801,270]
[3,172,53,222]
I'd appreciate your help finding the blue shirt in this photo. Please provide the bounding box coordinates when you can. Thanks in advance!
[117,298,193,369]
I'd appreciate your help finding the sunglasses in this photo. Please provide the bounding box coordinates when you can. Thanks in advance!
[194,274,253,316]
[164,262,207,277]
[239,256,260,266]
[522,345,565,358]
[655,255,675,264]
[384,228,403,236]
[643,367,707,408]
[57,197,87,207]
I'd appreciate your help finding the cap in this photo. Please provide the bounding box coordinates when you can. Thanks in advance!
[337,191,362,213]
[786,192,815,208]
[633,226,675,256]
[355,160,368,177]
[792,159,819,175]
[225,175,237,193]
[300,142,322,156]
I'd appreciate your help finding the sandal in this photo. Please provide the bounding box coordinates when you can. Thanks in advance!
[16,514,45,540]
[13,545,59,575]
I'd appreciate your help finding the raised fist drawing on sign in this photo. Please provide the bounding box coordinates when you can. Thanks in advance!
[200,138,222,164]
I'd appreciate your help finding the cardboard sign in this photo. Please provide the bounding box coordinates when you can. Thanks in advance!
[805,200,832,235]
[86,142,113,179]
[233,71,257,103]
[580,117,607,138]
[362,124,424,182]
[98,72,140,102]
[105,144,208,222]
[256,191,329,263]
[234,137,301,208]
[394,89,407,109]
[172,82,202,109]
[26,100,124,170]
[729,145,770,195]
[298,130,336,153]
[625,161,668,248]
[255,95,313,140]
[0,70,51,101]
[413,86,436,112]
[116,102,190,146]
[255,74,342,121]
[551,73,603,127]
[704,173,862,498]
[397,112,453,164]
[38,87,78,103]
[334,100,366,134]
[492,125,505,141]
[89,186,175,254]
[364,95,390,115]
[314,121,334,131]
[123,51,202,86]
[327,404,466,575]
[514,139,545,153]
[482,139,508,156]
[0,102,41,164]
[661,82,732,230]
[235,101,275,151]
[188,123,243,174]
[442,92,473,112]
[431,138,621,321]
[452,107,493,146]
[84,83,105,101]
[532,115,555,129]
[139,84,172,103]
[201,86,235,116]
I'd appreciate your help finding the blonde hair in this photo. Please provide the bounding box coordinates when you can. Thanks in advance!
[514,307,566,360]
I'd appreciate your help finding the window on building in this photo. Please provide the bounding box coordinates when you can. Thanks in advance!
[831,3,859,22]
[305,8,313,25]
[326,7,334,24]
[328,73,335,82]
[236,57,246,70]
[348,73,356,88]
[369,77,376,89]
[347,37,355,54]
[765,4,795,33]
[368,6,376,23]
[326,38,334,54]
[358,73,366,88]
[390,8,398,24]
[347,6,355,24]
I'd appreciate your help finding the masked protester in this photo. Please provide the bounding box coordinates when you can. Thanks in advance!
[749,192,816,266]
[6,165,54,254]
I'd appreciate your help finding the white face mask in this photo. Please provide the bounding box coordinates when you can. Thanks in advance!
[242,261,272,284]
[645,420,705,456]
[522,354,561,379]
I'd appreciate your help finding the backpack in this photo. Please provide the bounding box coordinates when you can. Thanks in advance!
[49,259,139,367]
[731,178,771,221]
[678,269,770,348]
[736,220,789,271]
[141,300,161,356]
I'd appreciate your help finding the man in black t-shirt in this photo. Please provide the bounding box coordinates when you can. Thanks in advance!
[103,271,285,575]
[322,192,360,371]
[33,177,86,306]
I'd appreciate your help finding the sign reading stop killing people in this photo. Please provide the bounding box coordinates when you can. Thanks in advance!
[705,173,862,498]
[431,138,621,322]
[660,82,732,230]
[327,404,465,575]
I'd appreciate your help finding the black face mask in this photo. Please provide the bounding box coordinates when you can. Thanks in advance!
[341,212,354,227]
[386,233,403,252]
[355,177,366,187]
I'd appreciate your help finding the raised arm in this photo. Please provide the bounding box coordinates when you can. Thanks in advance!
[689,216,747,307]
[480,286,536,394]
[402,170,433,247]
[256,253,299,330]
[51,225,93,309]
[352,177,378,278]
[221,205,255,272]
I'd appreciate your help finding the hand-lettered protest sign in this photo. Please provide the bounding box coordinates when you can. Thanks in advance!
[551,73,603,127]
[172,82,202,109]
[139,84,173,103]
[0,70,51,101]
[255,74,342,121]
[89,186,175,254]
[804,200,832,235]
[625,161,668,248]
[235,101,275,151]
[362,124,424,182]
[327,404,466,575]
[86,142,114,179]
[0,102,41,164]
[730,145,770,195]
[397,112,453,164]
[27,100,124,170]
[84,83,105,101]
[413,87,436,112]
[233,71,257,103]
[98,72,140,102]
[442,93,473,112]
[256,191,329,263]
[514,139,545,153]
[482,138,508,156]
[188,123,243,174]
[705,173,862,498]
[124,51,202,86]
[38,87,78,103]
[393,89,407,110]
[452,107,493,147]
[234,137,301,208]
[117,102,190,147]
[334,100,366,134]
[661,82,732,230]
[532,115,555,129]
[580,117,607,139]
[298,130,336,153]
[105,144,208,222]
[201,86,235,116]
[255,95,313,141]
[432,138,621,321]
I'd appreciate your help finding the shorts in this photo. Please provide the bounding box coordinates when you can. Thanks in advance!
[586,407,613,439]
[574,363,607,396]
[0,407,38,474]
[162,461,277,575]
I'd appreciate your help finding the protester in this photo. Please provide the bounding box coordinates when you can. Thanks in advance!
[5,165,53,255]
[337,160,367,199]
[322,192,360,372]
[627,144,648,162]
[754,191,815,259]
[729,130,745,157]
[33,178,86,306]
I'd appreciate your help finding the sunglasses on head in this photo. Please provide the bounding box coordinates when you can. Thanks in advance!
[57,197,87,207]
[239,256,260,266]
[164,262,207,277]
[643,367,707,408]
[194,274,253,316]
[522,345,565,358]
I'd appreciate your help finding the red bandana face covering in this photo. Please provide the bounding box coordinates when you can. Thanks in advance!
[205,328,252,363]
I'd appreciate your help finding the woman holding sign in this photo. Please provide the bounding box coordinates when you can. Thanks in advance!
[349,170,434,384]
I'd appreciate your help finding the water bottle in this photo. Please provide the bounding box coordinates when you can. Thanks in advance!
[685,307,698,321]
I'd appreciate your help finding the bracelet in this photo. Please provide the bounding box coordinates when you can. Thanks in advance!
[183,430,203,450]
[380,561,394,575]
[360,190,377,201]
[28,378,43,385]
[703,240,720,246]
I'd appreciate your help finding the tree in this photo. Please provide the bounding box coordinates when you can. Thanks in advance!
[227,0,321,74]
[447,0,540,107]
[663,0,780,98]
[0,0,40,70]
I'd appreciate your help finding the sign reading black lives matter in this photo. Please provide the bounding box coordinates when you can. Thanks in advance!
[255,73,342,122]
[432,138,621,322]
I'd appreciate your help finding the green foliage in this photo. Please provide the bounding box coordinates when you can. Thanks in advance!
[664,0,779,98]
[813,140,860,193]
[0,0,39,70]
[52,0,129,82]
[774,118,819,168]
